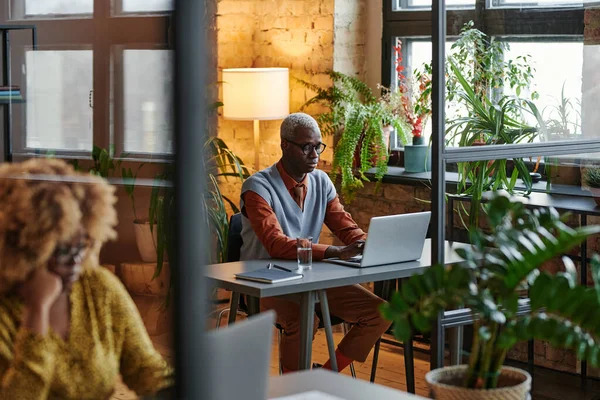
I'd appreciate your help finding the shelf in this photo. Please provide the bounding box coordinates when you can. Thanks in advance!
[0,99,24,104]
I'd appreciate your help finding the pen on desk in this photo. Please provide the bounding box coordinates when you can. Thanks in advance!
[267,263,296,272]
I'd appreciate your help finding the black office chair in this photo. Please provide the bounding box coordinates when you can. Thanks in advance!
[215,213,249,326]
[218,213,381,381]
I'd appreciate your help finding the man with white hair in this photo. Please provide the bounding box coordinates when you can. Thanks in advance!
[240,112,391,373]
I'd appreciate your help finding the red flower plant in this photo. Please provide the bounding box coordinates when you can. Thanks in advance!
[392,41,432,139]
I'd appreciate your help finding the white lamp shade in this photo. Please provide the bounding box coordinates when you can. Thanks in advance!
[222,68,289,121]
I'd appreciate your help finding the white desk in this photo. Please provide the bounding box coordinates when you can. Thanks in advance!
[205,239,467,372]
[268,369,428,399]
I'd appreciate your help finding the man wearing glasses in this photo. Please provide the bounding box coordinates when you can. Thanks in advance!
[240,112,391,374]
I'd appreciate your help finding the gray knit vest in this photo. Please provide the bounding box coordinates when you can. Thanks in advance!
[240,164,336,260]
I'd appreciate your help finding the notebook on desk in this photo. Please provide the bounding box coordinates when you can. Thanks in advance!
[235,267,303,284]
[324,212,431,268]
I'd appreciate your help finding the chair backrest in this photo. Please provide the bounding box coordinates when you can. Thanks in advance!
[205,311,275,400]
[226,213,243,262]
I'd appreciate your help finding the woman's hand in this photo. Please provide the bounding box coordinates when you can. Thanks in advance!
[17,268,63,335]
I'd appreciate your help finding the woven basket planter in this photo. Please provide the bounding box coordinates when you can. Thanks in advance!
[425,365,531,400]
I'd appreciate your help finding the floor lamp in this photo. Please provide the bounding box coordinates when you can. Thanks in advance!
[222,68,290,171]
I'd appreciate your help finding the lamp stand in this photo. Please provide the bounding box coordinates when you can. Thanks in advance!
[253,119,260,171]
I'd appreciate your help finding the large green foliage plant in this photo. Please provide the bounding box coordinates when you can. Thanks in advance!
[381,194,600,389]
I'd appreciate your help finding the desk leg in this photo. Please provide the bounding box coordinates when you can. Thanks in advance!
[299,291,316,370]
[228,292,240,325]
[318,290,338,372]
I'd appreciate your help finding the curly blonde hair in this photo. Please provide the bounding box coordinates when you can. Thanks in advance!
[0,159,118,294]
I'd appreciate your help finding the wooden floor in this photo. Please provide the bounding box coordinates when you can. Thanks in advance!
[110,304,600,400]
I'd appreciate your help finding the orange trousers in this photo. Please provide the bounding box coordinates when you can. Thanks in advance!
[261,284,391,371]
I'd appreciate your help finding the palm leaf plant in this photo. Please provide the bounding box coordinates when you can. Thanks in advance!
[542,82,581,142]
[444,22,546,229]
[381,194,600,390]
[446,58,545,228]
[297,71,407,202]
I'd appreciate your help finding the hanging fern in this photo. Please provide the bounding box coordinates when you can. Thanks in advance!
[297,71,396,202]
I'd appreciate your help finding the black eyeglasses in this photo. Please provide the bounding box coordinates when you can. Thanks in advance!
[286,140,327,155]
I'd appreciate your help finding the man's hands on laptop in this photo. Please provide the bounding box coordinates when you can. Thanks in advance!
[324,240,366,260]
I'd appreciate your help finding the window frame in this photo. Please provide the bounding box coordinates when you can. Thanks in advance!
[112,0,174,16]
[111,43,174,161]
[16,44,95,157]
[9,0,93,20]
[1,0,172,162]
[382,1,584,87]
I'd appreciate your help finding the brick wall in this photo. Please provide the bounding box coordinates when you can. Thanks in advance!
[333,0,367,79]
[216,0,369,222]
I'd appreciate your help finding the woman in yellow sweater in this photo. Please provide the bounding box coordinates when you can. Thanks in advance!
[0,159,173,399]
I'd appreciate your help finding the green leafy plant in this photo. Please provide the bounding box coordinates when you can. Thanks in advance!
[445,22,545,229]
[542,82,581,141]
[381,194,600,389]
[446,21,537,110]
[297,70,376,137]
[149,136,248,305]
[297,71,405,202]
[583,167,600,189]
[122,163,145,222]
[447,59,544,228]
[70,145,126,178]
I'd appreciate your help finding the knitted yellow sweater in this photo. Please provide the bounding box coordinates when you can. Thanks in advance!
[0,267,173,399]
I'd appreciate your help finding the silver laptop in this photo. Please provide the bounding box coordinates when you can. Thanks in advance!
[205,311,275,400]
[325,212,431,268]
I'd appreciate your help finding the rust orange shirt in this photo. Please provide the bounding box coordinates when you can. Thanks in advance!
[242,161,366,260]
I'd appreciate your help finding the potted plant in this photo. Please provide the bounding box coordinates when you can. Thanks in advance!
[69,145,124,177]
[582,166,600,206]
[381,194,600,398]
[297,71,404,202]
[541,83,582,192]
[149,136,248,305]
[445,22,544,228]
[120,163,162,263]
[379,40,432,173]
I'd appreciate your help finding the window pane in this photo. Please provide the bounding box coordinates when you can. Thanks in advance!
[24,0,92,15]
[122,50,173,154]
[505,41,584,140]
[400,39,458,141]
[494,0,588,7]
[394,0,474,10]
[25,50,93,151]
[122,0,173,12]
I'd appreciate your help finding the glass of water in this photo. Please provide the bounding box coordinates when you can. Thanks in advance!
[296,237,313,271]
